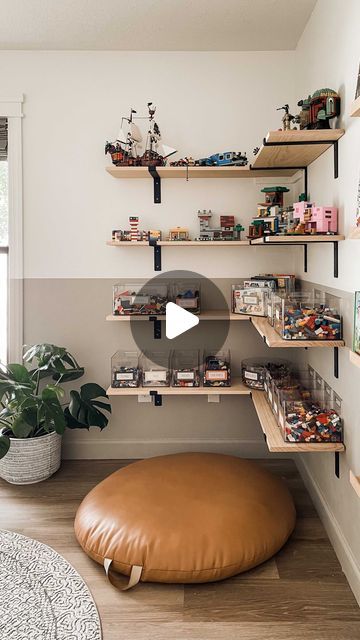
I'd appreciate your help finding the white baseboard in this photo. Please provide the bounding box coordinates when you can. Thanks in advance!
[296,456,360,606]
[62,438,269,460]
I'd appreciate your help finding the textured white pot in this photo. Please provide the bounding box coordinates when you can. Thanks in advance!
[0,430,62,485]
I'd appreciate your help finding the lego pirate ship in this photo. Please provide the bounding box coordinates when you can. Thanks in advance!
[105,103,177,167]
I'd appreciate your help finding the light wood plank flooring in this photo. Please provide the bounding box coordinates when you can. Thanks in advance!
[1,459,360,640]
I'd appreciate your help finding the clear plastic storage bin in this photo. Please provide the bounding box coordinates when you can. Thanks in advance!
[273,292,342,341]
[140,351,170,387]
[280,385,342,443]
[241,358,290,390]
[203,350,231,387]
[232,284,268,316]
[111,350,140,388]
[113,282,168,316]
[172,282,200,314]
[171,350,200,387]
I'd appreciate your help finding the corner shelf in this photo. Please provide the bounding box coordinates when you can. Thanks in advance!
[251,129,344,178]
[349,350,360,368]
[350,96,360,117]
[107,378,250,397]
[250,234,344,278]
[250,317,344,348]
[349,471,360,497]
[252,390,344,453]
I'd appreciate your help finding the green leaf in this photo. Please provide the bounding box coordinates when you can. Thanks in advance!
[79,383,109,402]
[6,364,32,384]
[66,384,111,430]
[0,435,10,459]
[12,415,33,438]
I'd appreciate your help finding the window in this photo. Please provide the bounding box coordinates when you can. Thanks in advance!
[0,118,8,363]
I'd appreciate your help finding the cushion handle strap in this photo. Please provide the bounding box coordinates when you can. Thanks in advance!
[104,558,142,591]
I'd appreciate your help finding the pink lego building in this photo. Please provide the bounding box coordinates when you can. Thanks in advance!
[293,201,338,234]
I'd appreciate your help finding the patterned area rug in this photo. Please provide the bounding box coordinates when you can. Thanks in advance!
[0,529,102,640]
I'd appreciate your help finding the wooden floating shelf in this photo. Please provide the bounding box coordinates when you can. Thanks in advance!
[251,317,345,348]
[251,234,344,245]
[106,310,250,322]
[252,390,344,453]
[106,165,297,179]
[349,350,360,368]
[107,240,250,247]
[251,129,344,171]
[350,95,360,117]
[107,377,250,396]
[349,471,360,497]
[348,227,360,239]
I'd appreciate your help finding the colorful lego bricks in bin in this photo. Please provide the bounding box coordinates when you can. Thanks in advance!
[113,283,168,315]
[232,284,268,316]
[171,350,200,387]
[173,282,200,314]
[265,365,343,443]
[140,352,170,387]
[272,292,342,341]
[241,358,291,390]
[203,350,231,387]
[111,351,140,388]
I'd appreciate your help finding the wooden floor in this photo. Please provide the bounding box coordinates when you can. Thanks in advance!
[1,459,360,640]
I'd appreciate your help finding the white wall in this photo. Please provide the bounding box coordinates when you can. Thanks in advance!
[294,0,360,604]
[0,50,298,278]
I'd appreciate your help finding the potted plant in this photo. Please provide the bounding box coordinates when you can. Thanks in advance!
[0,343,111,485]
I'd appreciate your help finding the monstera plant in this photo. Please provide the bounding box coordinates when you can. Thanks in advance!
[0,344,111,465]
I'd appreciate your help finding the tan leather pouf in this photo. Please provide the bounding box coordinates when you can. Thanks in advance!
[74,453,296,588]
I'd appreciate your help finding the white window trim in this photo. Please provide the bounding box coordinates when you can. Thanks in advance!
[1,96,23,362]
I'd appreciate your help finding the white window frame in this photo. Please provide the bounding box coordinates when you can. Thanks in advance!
[0,96,23,362]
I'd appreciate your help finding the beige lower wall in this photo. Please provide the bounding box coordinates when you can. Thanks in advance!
[24,277,305,460]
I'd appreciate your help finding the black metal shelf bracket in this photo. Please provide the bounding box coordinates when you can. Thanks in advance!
[333,241,339,278]
[334,346,339,379]
[149,239,162,271]
[148,166,161,203]
[149,316,162,339]
[303,244,308,272]
[335,452,340,478]
[333,140,339,179]
[150,390,162,406]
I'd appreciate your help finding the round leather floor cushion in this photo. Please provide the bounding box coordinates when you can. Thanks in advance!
[74,453,296,584]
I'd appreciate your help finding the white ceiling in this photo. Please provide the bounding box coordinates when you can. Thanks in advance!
[0,0,317,51]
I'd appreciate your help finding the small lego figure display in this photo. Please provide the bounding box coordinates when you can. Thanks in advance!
[295,89,340,130]
[196,210,244,241]
[197,152,248,167]
[292,202,338,234]
[277,104,296,131]
[129,216,139,242]
[167,227,190,241]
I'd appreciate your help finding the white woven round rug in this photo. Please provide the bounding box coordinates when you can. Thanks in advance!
[0,529,102,640]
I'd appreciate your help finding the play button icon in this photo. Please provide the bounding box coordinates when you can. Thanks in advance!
[165,302,199,340]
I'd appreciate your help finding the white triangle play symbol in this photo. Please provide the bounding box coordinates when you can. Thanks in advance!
[165,302,199,339]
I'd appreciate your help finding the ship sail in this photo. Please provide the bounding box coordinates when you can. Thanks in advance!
[130,123,142,142]
[117,127,128,144]
[161,144,177,158]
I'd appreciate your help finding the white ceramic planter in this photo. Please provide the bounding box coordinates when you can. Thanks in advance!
[0,430,62,484]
